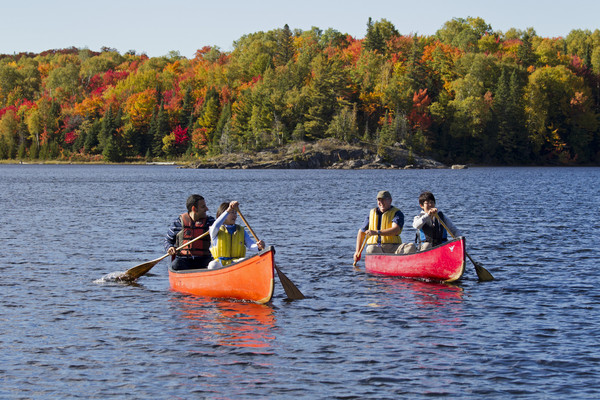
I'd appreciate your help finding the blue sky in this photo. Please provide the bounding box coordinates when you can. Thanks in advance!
[2,0,599,58]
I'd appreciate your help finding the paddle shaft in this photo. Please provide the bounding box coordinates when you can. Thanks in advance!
[237,208,305,300]
[154,229,211,262]
[353,235,368,267]
[433,214,471,258]
[237,209,260,245]
[174,229,210,252]
[120,230,210,281]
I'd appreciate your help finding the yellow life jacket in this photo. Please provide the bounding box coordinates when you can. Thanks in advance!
[210,224,247,266]
[367,206,402,244]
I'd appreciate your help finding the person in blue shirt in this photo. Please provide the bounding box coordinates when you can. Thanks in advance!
[412,191,461,251]
[354,190,415,264]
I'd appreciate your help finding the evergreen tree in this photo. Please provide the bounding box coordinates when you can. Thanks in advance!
[152,103,169,157]
[84,119,100,154]
[364,17,385,53]
[517,32,537,67]
[102,131,122,162]
[326,105,359,143]
[212,102,232,153]
[98,106,114,152]
[494,69,512,161]
[100,105,123,162]
[275,24,295,66]
[180,86,195,130]
[145,108,158,157]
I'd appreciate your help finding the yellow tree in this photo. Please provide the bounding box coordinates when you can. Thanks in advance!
[0,108,19,158]
[125,89,157,130]
[525,65,597,162]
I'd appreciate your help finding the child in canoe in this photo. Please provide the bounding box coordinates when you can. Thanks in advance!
[412,191,461,251]
[207,201,265,269]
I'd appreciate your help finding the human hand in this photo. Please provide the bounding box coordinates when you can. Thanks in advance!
[167,247,176,256]
[257,240,265,250]
[228,201,239,212]
[427,208,438,217]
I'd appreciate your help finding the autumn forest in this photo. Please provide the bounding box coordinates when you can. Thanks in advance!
[1,17,600,165]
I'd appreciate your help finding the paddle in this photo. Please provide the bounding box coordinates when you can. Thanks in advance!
[118,230,210,282]
[237,208,305,300]
[353,235,368,267]
[434,213,494,281]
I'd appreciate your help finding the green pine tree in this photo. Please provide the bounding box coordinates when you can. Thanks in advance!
[152,103,169,157]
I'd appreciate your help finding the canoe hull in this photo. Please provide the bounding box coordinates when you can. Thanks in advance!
[365,237,466,282]
[169,247,275,304]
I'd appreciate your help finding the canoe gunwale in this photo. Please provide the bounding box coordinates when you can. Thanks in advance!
[168,246,275,274]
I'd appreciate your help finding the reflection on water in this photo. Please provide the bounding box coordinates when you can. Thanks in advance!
[370,276,464,303]
[366,276,464,326]
[172,295,276,350]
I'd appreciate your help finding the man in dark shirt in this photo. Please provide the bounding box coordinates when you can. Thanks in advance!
[164,194,215,270]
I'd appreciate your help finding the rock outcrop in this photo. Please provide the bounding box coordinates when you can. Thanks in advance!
[185,139,447,170]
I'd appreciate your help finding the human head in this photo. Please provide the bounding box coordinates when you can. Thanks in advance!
[376,190,393,212]
[377,190,392,200]
[216,201,238,224]
[216,202,230,219]
[186,194,205,212]
[418,191,436,206]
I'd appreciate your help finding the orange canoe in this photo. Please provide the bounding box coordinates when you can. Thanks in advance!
[169,247,275,304]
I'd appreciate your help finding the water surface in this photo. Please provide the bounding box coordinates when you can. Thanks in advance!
[1,165,598,399]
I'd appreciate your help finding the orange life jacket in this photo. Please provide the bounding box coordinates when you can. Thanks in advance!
[175,213,211,257]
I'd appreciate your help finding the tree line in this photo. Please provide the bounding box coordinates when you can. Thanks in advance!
[1,17,599,165]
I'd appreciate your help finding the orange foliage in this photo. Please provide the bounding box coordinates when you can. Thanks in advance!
[408,89,432,130]
[74,95,104,118]
[422,41,463,64]
[387,36,414,64]
[125,89,157,129]
[340,37,362,65]
[191,127,209,151]
[359,91,383,116]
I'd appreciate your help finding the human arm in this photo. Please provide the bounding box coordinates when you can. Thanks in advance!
[210,210,229,246]
[413,211,431,230]
[438,212,461,237]
[354,229,367,263]
[164,217,182,255]
[244,230,265,251]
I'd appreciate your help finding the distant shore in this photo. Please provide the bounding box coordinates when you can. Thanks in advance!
[1,139,455,169]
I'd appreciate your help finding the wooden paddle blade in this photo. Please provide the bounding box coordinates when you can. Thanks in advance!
[118,256,166,282]
[274,264,305,300]
[474,262,494,282]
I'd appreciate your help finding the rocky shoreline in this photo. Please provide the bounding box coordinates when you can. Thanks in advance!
[184,139,452,170]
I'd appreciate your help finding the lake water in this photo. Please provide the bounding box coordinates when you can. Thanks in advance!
[1,165,599,399]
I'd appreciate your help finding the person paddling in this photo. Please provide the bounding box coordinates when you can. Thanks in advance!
[164,194,215,270]
[354,190,415,264]
[412,191,460,251]
[207,201,265,269]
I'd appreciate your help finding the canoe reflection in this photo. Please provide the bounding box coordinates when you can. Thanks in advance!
[367,277,464,320]
[367,278,465,329]
[172,295,276,349]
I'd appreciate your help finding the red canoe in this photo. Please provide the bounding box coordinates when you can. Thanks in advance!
[365,237,466,282]
[169,247,275,304]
